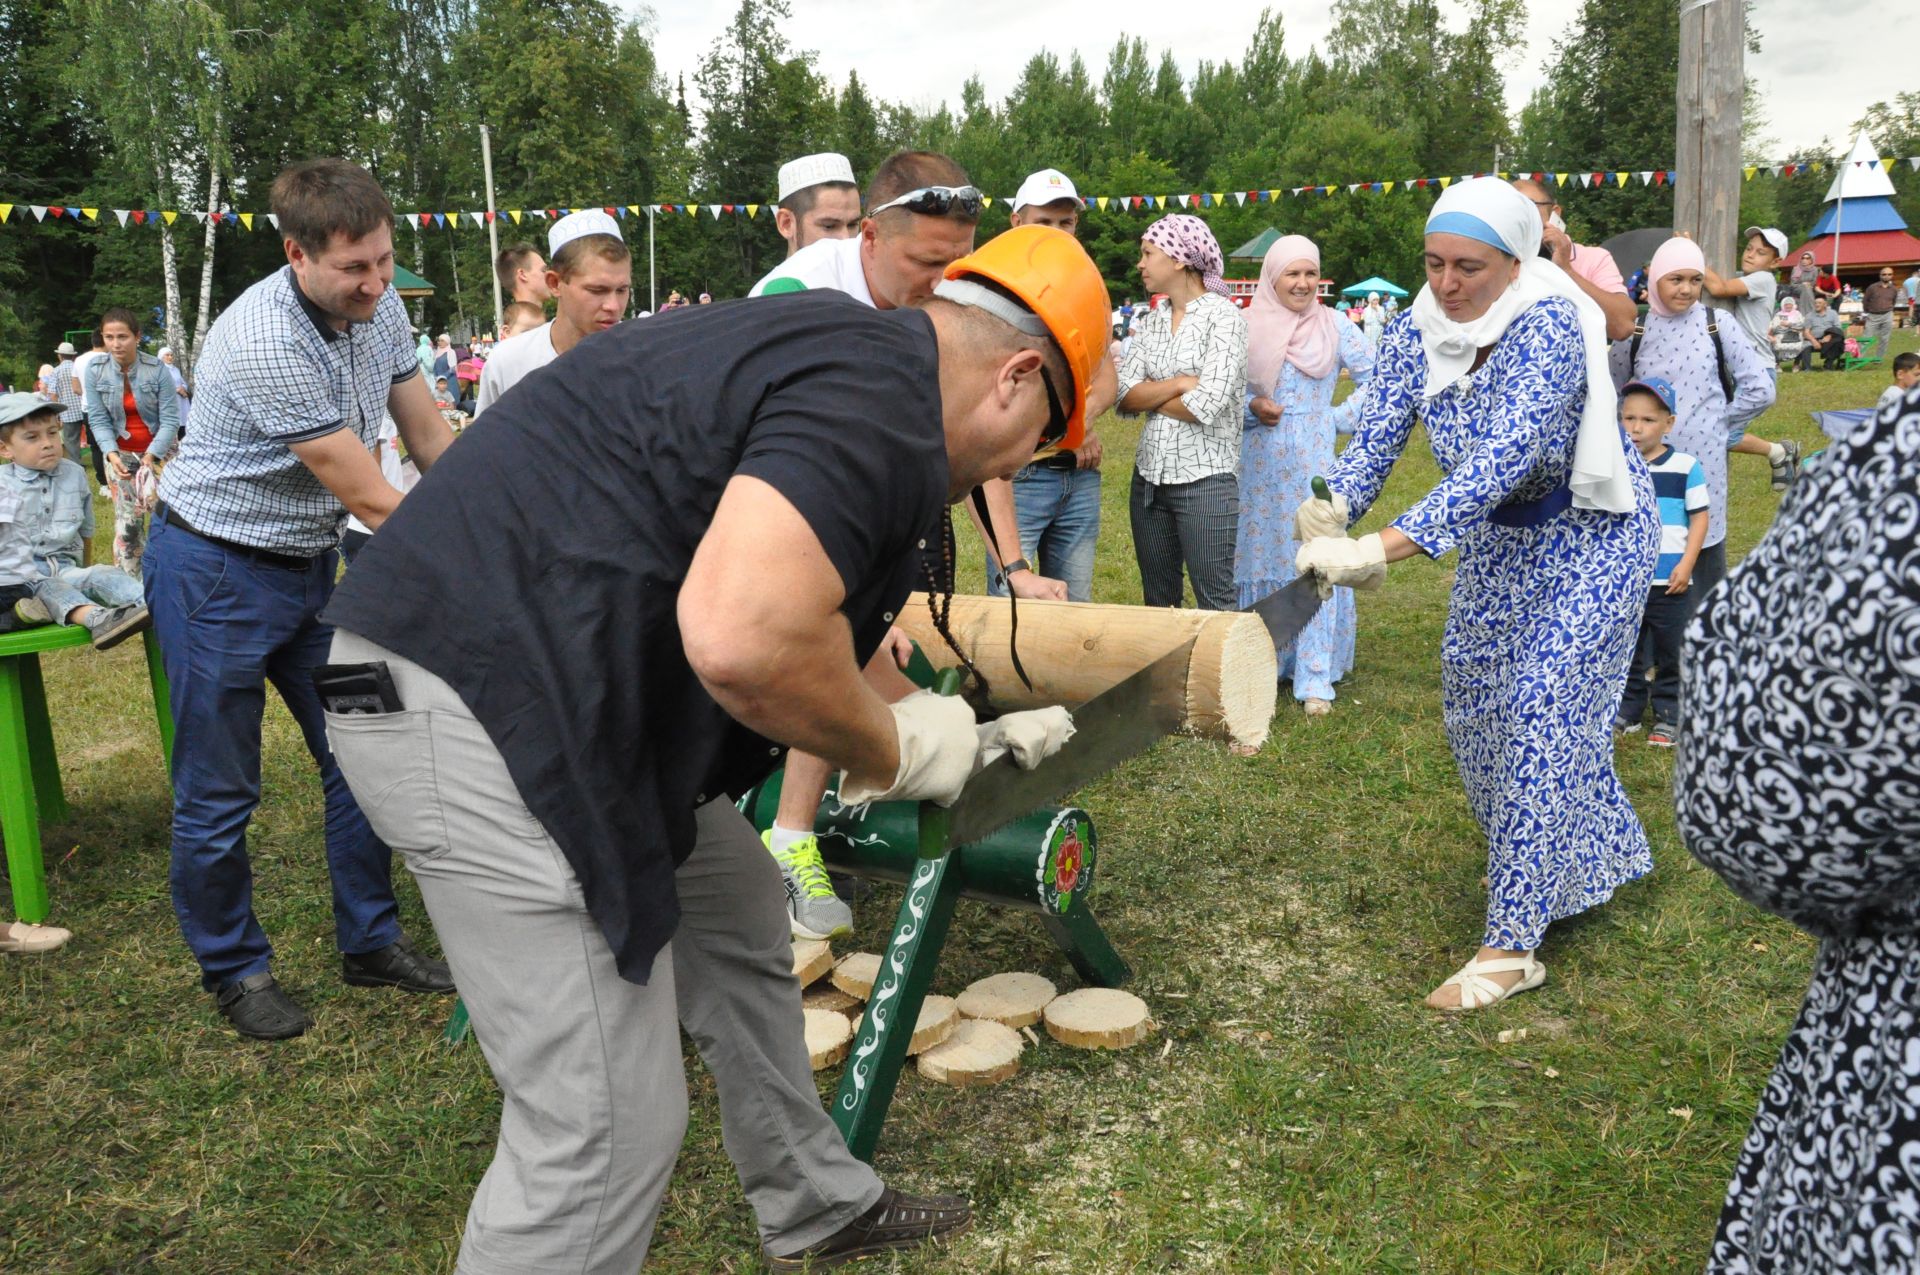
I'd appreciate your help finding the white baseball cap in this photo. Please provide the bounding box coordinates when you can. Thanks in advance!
[1742,226,1789,259]
[778,153,857,203]
[549,208,623,257]
[1012,168,1081,213]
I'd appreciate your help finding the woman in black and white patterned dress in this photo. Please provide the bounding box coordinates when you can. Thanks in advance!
[1678,387,1920,1272]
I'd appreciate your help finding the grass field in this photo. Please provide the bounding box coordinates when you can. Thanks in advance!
[1,334,1908,1274]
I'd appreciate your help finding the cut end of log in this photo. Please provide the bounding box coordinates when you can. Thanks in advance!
[917,1018,1025,1087]
[853,994,961,1056]
[803,984,862,1016]
[792,939,834,989]
[1043,988,1154,1050]
[1194,612,1279,751]
[804,1008,854,1070]
[956,972,1058,1029]
[830,952,881,1000]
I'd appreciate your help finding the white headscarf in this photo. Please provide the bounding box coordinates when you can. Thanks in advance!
[1411,178,1635,514]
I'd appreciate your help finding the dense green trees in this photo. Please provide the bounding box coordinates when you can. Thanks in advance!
[0,0,1899,386]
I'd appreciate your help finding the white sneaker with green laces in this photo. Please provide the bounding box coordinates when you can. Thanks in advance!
[763,828,853,940]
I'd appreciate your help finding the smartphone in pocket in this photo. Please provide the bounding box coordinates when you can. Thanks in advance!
[313,662,404,714]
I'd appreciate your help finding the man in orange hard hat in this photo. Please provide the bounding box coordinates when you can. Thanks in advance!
[320,225,1110,1272]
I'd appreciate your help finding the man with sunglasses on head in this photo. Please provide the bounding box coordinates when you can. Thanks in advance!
[1510,176,1636,340]
[321,224,1109,1273]
[749,149,1068,943]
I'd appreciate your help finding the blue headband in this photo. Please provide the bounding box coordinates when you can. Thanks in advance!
[1426,211,1513,258]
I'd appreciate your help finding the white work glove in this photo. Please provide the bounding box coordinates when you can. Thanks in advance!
[1295,533,1387,599]
[973,706,1076,775]
[1293,486,1351,543]
[837,690,980,807]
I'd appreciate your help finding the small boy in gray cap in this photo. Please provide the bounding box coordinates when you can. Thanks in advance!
[0,392,150,647]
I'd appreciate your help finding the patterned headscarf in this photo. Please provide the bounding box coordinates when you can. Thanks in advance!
[1143,214,1229,296]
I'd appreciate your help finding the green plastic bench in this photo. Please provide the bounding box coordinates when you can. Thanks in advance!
[0,624,172,923]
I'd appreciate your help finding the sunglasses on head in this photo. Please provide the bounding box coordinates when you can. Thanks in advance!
[869,185,984,220]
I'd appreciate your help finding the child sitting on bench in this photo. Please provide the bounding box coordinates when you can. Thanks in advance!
[0,393,151,649]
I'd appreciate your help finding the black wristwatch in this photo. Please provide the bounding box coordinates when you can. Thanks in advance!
[1001,557,1033,578]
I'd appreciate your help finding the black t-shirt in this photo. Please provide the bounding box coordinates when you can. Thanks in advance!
[325,293,947,984]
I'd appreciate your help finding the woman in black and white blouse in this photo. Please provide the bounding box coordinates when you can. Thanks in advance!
[1115,214,1249,610]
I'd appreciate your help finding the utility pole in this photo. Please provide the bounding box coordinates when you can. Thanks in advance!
[481,124,502,338]
[1674,0,1744,275]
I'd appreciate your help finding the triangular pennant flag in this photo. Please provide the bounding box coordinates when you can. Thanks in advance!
[469,211,482,226]
[685,204,697,217]
[507,210,521,224]
[1266,189,1280,201]
[0,203,11,223]
[30,206,47,221]
[1437,177,1452,190]
[239,212,252,230]
[49,205,65,218]
[1096,196,1109,211]
[1744,166,1757,181]
[418,213,432,228]
[132,210,147,225]
[747,203,759,218]
[1554,172,1568,186]
[707,204,721,218]
[114,209,129,227]
[267,214,279,229]
[81,207,97,221]
[1614,172,1629,187]
[1348,184,1361,195]
[1230,192,1244,207]
[1770,165,1783,177]
[1910,157,1920,171]
[1638,171,1652,185]
[162,210,177,225]
[433,213,446,228]
[485,211,496,223]
[1885,157,1897,172]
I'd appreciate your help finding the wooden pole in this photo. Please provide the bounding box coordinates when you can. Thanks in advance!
[1674,0,1744,270]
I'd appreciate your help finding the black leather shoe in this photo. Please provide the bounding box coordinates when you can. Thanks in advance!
[342,938,455,993]
[766,1187,972,1270]
[215,972,313,1040]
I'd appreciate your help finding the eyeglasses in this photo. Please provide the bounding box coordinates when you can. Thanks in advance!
[1037,365,1069,448]
[1525,197,1555,209]
[868,185,984,220]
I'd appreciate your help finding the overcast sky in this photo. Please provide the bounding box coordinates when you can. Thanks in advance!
[639,0,1901,174]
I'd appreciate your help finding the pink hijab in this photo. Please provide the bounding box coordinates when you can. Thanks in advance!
[1645,237,1706,317]
[1246,235,1339,389]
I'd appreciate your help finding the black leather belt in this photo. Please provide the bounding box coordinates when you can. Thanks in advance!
[1033,451,1079,471]
[156,503,321,571]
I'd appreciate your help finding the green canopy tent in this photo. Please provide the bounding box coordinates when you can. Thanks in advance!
[1227,227,1283,261]
[1339,275,1408,299]
[392,263,436,300]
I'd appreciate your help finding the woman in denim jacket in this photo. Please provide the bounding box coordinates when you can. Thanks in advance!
[85,306,179,577]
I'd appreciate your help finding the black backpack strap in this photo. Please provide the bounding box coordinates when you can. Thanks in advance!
[1628,322,1645,376]
[1704,311,1736,403]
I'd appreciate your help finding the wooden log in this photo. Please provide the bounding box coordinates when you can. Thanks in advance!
[803,984,862,1016]
[792,939,834,989]
[956,972,1057,1029]
[853,994,961,1056]
[895,593,1279,750]
[831,952,881,1000]
[1043,988,1154,1050]
[805,1008,854,1070]
[917,1019,1025,1088]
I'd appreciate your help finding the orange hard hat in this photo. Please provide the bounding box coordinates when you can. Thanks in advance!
[939,224,1111,452]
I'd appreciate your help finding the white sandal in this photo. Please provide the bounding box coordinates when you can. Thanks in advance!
[1303,698,1333,718]
[1433,954,1545,1012]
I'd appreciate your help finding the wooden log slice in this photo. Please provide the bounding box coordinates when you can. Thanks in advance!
[791,939,835,989]
[804,1008,853,1071]
[830,952,881,1000]
[1043,988,1154,1050]
[917,1018,1025,1088]
[851,994,962,1056]
[802,984,862,1016]
[956,972,1058,1029]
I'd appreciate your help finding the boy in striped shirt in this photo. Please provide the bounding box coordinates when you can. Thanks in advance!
[1616,376,1708,747]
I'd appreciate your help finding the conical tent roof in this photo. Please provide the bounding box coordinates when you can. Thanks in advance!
[1823,132,1897,202]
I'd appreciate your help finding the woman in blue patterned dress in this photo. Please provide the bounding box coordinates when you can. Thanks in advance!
[1296,179,1659,1011]
[1235,235,1375,716]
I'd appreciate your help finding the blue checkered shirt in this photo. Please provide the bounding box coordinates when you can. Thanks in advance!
[157,266,419,554]
[45,361,82,422]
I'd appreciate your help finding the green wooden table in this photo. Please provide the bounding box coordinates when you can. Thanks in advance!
[0,624,172,923]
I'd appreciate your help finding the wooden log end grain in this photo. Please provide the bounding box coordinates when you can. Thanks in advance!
[917,1018,1025,1088]
[1190,610,1280,752]
[791,939,835,989]
[955,972,1058,1029]
[830,951,882,1000]
[802,984,862,1016]
[852,994,962,1056]
[1043,988,1154,1050]
[804,1008,854,1070]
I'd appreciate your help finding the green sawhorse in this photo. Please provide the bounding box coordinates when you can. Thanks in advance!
[0,625,172,924]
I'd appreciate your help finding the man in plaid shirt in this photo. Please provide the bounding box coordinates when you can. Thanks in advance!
[145,158,457,1040]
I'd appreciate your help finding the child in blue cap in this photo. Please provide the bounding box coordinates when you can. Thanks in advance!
[1615,375,1707,746]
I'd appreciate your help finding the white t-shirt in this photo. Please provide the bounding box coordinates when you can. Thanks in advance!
[748,235,874,307]
[73,349,105,412]
[1729,271,1778,359]
[474,322,560,415]
[345,413,411,536]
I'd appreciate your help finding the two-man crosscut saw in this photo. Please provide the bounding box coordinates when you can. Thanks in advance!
[935,572,1323,853]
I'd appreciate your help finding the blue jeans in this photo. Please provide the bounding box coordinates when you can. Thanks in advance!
[1129,471,1239,610]
[983,463,1102,602]
[30,560,144,622]
[144,512,400,990]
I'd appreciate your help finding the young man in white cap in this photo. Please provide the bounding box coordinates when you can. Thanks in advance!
[475,208,632,414]
[1702,225,1801,489]
[749,150,1065,941]
[987,167,1118,604]
[774,152,861,258]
